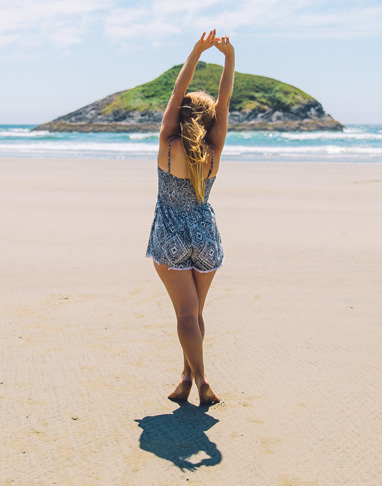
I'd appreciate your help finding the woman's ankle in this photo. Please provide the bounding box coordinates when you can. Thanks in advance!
[194,374,207,385]
[181,371,193,381]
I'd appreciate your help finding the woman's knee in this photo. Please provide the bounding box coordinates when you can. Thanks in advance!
[175,296,199,319]
[176,307,199,320]
[176,314,200,336]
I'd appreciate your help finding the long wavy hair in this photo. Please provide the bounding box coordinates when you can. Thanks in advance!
[179,91,216,202]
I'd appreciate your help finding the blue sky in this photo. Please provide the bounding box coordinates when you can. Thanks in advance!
[0,0,381,124]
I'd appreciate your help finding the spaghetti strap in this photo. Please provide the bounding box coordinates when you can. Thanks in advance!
[206,144,214,179]
[167,137,175,173]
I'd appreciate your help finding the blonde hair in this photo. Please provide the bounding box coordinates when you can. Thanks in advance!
[179,92,216,202]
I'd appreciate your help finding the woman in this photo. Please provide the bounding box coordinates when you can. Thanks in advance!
[146,30,235,404]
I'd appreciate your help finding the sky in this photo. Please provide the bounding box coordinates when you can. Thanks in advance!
[0,0,381,125]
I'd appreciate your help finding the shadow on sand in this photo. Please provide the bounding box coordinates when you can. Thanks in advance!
[135,402,222,471]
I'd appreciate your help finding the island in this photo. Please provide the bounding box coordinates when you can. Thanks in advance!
[33,62,343,132]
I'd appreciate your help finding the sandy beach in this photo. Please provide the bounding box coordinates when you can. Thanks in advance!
[1,156,381,486]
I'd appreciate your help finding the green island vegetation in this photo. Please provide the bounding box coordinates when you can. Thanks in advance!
[34,61,343,132]
[103,61,315,114]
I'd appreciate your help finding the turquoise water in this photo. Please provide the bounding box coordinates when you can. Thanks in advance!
[0,124,381,162]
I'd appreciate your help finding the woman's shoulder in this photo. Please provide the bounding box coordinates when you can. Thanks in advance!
[206,120,227,155]
[158,133,179,150]
[157,135,182,173]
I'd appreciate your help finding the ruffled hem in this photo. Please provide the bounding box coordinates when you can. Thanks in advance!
[145,253,224,273]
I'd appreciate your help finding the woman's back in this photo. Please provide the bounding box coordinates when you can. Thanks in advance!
[157,137,217,210]
[157,137,220,181]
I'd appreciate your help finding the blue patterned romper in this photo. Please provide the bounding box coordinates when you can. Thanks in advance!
[146,138,224,272]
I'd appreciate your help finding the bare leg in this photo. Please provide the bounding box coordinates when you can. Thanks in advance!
[192,269,219,404]
[182,313,205,377]
[153,262,219,404]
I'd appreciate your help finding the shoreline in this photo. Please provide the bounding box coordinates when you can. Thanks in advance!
[1,156,382,164]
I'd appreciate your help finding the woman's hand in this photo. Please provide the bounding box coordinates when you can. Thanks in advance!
[214,35,234,57]
[193,30,216,54]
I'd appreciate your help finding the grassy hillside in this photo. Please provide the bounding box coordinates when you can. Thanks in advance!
[103,62,315,114]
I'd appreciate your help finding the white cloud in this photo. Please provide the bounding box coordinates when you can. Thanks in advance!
[292,5,382,39]
[0,33,21,48]
[104,0,382,43]
[104,0,225,43]
[1,0,381,53]
[0,0,112,49]
[104,7,181,41]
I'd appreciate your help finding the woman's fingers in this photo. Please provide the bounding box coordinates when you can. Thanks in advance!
[195,29,220,52]
[213,38,220,48]
[207,29,216,43]
[213,34,233,55]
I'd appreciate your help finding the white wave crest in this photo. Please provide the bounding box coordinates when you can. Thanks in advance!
[128,132,159,140]
[281,131,382,141]
[222,144,382,156]
[1,141,381,157]
[0,129,50,138]
[0,141,159,153]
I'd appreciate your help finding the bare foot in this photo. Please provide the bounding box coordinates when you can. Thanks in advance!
[168,375,193,402]
[196,377,220,405]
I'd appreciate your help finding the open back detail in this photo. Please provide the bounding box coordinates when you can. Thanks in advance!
[145,139,224,272]
[167,137,215,180]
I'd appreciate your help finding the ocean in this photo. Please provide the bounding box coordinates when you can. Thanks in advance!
[0,124,381,163]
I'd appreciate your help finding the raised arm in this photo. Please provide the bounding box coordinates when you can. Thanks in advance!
[208,36,235,151]
[159,30,216,142]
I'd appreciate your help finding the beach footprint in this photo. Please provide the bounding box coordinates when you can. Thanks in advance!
[278,475,319,486]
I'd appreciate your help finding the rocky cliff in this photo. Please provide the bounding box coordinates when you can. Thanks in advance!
[34,62,343,132]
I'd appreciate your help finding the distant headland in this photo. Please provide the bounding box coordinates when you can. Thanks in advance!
[33,62,343,133]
